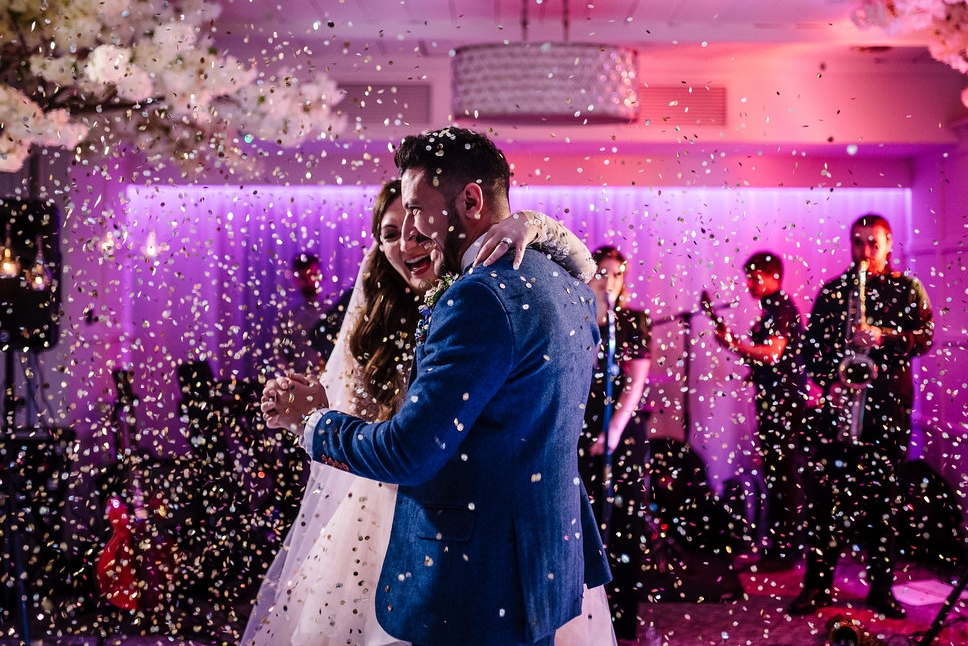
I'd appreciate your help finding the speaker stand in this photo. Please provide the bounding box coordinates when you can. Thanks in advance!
[1,459,31,643]
[918,565,968,646]
[1,345,32,644]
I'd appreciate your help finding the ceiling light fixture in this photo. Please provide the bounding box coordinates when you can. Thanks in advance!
[451,0,639,125]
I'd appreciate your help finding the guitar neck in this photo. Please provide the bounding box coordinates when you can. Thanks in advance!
[700,291,722,325]
[112,369,139,456]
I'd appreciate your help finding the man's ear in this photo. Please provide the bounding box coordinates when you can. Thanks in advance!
[457,182,485,222]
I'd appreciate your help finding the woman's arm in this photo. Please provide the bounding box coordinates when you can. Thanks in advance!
[606,356,650,453]
[475,210,597,282]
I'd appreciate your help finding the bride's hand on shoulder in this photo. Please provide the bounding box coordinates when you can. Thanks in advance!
[475,210,542,270]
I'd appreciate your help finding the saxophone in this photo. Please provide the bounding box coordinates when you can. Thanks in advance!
[832,260,878,442]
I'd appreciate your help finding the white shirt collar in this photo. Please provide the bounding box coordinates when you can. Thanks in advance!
[461,235,487,273]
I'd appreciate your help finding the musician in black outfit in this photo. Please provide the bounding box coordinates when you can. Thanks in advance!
[578,245,651,644]
[787,213,934,619]
[707,251,807,570]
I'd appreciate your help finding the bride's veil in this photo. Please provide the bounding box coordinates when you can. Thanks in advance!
[242,244,376,641]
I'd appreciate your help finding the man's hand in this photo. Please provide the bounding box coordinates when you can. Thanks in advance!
[261,373,329,431]
[713,323,736,350]
[853,322,883,350]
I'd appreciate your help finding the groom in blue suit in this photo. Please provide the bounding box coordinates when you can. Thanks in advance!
[265,127,609,645]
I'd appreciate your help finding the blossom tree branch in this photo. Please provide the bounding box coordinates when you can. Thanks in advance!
[0,0,345,173]
[853,0,968,106]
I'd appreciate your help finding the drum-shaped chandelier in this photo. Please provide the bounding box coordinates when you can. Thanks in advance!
[451,0,639,124]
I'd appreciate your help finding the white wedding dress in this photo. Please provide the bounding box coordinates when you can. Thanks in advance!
[243,242,617,646]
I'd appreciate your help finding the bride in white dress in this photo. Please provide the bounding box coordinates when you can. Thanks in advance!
[242,181,617,646]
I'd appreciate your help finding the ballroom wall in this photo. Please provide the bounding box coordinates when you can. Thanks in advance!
[3,138,961,501]
[2,35,967,517]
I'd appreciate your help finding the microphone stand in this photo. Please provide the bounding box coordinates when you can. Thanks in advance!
[1,334,31,644]
[600,306,617,546]
[918,564,968,646]
[651,297,736,444]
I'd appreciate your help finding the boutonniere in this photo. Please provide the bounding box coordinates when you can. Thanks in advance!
[416,273,459,346]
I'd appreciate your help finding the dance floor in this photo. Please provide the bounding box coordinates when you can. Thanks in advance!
[635,557,968,646]
[2,555,967,645]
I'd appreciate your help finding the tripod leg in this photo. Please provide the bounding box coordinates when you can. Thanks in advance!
[3,475,31,644]
[11,521,30,643]
[918,567,968,646]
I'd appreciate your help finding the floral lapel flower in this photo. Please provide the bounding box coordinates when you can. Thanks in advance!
[423,272,460,312]
[416,273,459,346]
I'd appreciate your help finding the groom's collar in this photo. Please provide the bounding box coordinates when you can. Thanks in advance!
[460,234,487,273]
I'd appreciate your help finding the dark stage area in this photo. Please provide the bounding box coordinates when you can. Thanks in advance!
[1,363,308,646]
[4,545,968,644]
[4,424,968,645]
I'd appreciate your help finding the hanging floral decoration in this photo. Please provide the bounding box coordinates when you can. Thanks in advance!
[0,0,345,173]
[853,0,968,106]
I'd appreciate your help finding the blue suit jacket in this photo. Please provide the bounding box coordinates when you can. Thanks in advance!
[309,249,609,645]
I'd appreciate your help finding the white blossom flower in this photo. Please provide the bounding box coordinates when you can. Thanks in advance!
[85,45,155,101]
[854,1,968,105]
[0,0,343,172]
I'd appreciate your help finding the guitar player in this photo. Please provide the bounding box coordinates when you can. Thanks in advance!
[702,251,807,572]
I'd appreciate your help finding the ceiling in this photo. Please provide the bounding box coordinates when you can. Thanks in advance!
[210,0,962,161]
[214,0,928,58]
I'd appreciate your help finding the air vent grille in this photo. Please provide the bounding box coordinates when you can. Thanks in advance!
[640,85,726,125]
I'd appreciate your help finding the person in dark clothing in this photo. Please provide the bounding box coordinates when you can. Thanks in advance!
[787,213,934,619]
[706,251,807,570]
[578,245,651,644]
[274,253,328,374]
[311,288,352,361]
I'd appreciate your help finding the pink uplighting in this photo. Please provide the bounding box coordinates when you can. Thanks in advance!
[3,2,968,641]
[118,182,945,487]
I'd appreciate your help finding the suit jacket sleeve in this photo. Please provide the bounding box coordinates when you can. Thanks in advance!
[307,278,513,486]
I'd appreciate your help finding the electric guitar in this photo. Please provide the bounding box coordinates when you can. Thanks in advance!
[95,369,174,611]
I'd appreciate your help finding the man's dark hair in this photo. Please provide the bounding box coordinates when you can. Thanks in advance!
[851,212,892,237]
[744,251,783,280]
[394,127,511,204]
[293,253,320,271]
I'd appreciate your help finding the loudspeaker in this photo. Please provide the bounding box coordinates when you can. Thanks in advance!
[641,438,744,603]
[0,198,62,351]
[897,459,966,575]
[648,438,743,554]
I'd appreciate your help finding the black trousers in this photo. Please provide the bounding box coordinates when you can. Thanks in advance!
[754,389,807,555]
[801,387,911,593]
[578,415,648,641]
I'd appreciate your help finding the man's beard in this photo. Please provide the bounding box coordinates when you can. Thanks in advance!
[439,195,466,275]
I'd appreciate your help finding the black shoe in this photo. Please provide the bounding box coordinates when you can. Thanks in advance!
[787,587,832,615]
[866,589,906,619]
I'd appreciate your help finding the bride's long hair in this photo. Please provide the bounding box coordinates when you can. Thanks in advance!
[348,179,420,420]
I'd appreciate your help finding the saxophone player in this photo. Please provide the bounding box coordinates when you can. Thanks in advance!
[787,213,934,619]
